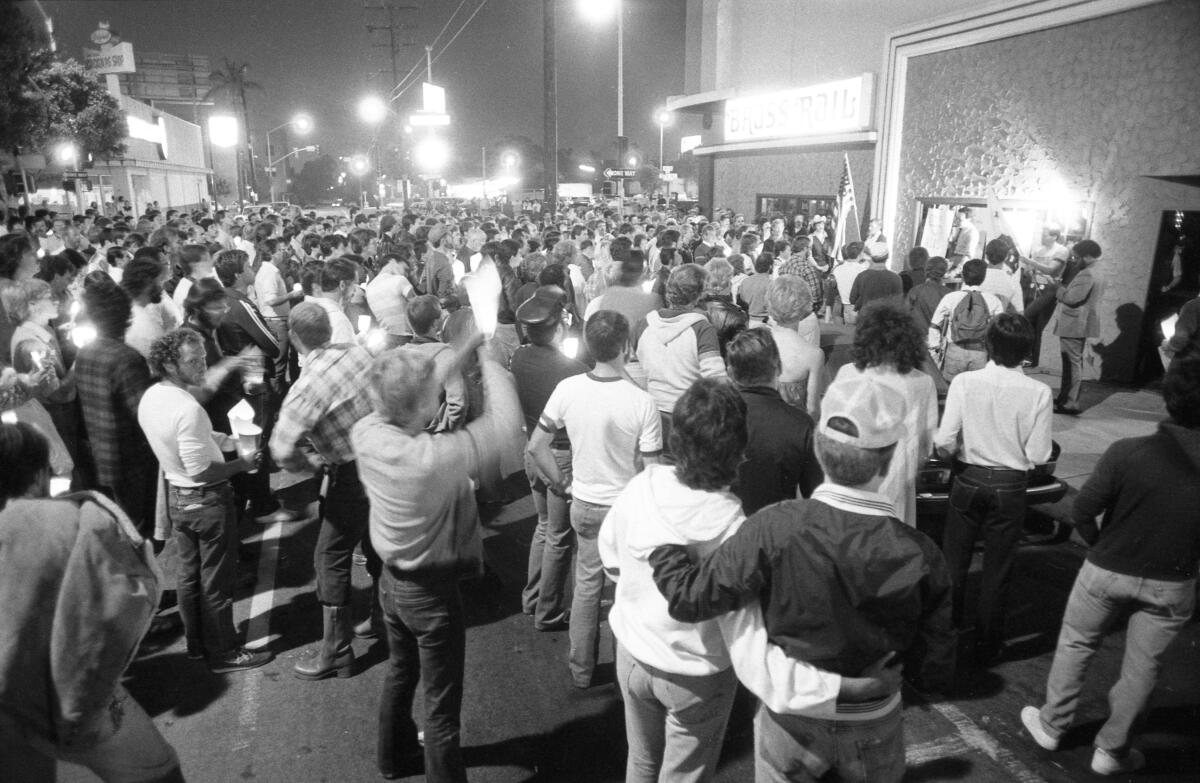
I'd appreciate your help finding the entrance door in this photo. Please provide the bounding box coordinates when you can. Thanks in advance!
[1137,211,1199,382]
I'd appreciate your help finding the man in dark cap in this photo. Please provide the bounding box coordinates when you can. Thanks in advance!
[509,286,587,631]
[906,256,951,333]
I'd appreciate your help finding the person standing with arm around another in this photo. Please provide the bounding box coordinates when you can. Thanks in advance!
[1052,240,1104,415]
[1021,355,1200,776]
[935,313,1053,667]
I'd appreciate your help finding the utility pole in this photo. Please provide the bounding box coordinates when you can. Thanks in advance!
[542,0,557,220]
[426,44,433,82]
[365,2,419,90]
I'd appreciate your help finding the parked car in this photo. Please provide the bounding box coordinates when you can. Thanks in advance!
[914,441,1070,542]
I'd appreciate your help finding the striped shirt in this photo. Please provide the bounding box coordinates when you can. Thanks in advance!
[270,343,374,469]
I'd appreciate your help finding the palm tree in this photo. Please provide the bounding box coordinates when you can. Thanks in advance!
[204,59,263,202]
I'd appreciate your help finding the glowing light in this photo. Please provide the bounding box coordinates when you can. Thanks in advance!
[641,279,654,293]
[54,143,78,165]
[0,410,17,425]
[357,315,371,334]
[579,0,618,24]
[414,136,451,173]
[579,164,596,174]
[209,115,240,148]
[358,95,388,125]
[655,109,672,127]
[626,155,638,167]
[1162,314,1179,341]
[462,260,502,338]
[291,114,314,135]
[561,336,580,358]
[71,324,97,348]
[501,152,518,169]
[49,476,72,496]
[349,155,371,176]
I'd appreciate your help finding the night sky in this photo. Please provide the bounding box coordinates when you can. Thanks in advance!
[24,0,687,178]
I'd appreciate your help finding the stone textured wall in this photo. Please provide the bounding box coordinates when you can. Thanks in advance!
[896,0,1200,380]
[714,148,874,224]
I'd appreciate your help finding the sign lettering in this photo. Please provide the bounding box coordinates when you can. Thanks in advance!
[724,75,873,143]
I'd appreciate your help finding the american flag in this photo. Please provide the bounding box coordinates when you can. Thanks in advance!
[832,153,861,255]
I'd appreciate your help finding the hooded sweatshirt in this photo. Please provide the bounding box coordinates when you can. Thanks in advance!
[600,464,842,715]
[1073,421,1200,581]
[635,308,726,413]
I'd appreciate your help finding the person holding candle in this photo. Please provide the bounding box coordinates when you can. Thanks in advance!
[138,329,270,674]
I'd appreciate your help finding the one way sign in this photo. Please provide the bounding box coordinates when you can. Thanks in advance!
[603,167,637,179]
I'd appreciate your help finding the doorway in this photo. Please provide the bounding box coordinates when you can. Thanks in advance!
[1137,210,1200,383]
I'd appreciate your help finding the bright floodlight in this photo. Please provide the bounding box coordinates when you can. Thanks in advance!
[54,143,78,165]
[579,0,617,24]
[209,115,239,148]
[501,152,518,169]
[414,136,451,173]
[358,95,388,125]
[292,114,314,134]
[349,155,370,176]
[655,109,672,126]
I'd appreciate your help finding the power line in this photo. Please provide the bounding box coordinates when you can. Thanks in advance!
[386,0,489,103]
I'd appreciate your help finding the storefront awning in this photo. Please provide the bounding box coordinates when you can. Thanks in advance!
[692,131,877,157]
[664,88,737,114]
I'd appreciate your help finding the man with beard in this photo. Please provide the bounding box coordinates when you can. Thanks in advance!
[122,252,179,358]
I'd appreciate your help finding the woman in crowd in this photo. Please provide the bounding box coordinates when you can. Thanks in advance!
[833,300,937,526]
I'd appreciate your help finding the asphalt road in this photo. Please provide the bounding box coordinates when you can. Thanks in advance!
[55,470,1199,783]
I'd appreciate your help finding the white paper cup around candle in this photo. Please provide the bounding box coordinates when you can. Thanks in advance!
[357,315,371,335]
[462,260,502,338]
[293,283,302,292]
[236,423,262,474]
[561,336,579,359]
[50,477,72,496]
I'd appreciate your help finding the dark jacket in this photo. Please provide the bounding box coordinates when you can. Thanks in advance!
[734,386,823,514]
[649,494,955,692]
[1073,421,1200,581]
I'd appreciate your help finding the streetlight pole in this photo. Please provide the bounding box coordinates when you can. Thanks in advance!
[616,0,624,205]
[264,115,313,203]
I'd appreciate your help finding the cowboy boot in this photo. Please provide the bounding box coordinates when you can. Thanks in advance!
[293,605,355,680]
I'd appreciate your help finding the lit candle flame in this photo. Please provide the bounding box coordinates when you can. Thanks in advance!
[71,324,97,348]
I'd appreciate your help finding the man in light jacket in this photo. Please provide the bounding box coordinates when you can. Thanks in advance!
[1052,240,1104,415]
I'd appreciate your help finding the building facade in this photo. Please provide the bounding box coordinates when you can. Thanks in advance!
[673,0,1200,381]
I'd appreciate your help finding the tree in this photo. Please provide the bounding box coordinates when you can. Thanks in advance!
[0,4,51,155]
[292,155,339,205]
[28,61,127,161]
[204,59,262,199]
[634,164,660,196]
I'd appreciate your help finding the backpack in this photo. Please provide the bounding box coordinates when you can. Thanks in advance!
[950,291,990,346]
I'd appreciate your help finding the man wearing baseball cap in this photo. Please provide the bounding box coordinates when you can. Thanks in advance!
[649,373,955,782]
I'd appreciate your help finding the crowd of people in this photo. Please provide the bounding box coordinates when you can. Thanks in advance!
[0,196,1197,782]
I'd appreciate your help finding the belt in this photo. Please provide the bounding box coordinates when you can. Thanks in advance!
[168,480,229,495]
[954,462,1028,478]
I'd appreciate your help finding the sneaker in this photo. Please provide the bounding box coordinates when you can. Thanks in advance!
[1020,706,1059,751]
[1091,746,1145,776]
[210,647,272,674]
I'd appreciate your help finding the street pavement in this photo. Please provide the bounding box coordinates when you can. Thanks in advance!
[59,331,1199,783]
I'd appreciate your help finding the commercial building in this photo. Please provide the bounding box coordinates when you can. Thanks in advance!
[672,0,1200,381]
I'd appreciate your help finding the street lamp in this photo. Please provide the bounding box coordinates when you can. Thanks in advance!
[655,109,672,167]
[414,136,451,174]
[54,143,79,214]
[579,0,625,199]
[578,164,596,174]
[348,154,371,208]
[358,95,389,125]
[265,113,314,203]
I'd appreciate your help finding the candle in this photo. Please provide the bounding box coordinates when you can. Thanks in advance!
[357,315,372,335]
[561,336,580,359]
[462,259,502,338]
[71,325,97,348]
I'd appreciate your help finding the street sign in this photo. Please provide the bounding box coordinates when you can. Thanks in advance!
[603,167,636,179]
[62,171,89,179]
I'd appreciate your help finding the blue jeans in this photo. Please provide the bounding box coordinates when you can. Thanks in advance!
[941,465,1028,653]
[569,498,610,687]
[317,461,377,607]
[1038,561,1196,753]
[169,482,238,658]
[616,642,737,783]
[754,703,905,783]
[522,449,574,627]
[377,569,468,783]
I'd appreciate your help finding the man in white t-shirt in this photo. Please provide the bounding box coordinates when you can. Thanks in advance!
[528,310,663,688]
[137,329,270,674]
[306,257,358,345]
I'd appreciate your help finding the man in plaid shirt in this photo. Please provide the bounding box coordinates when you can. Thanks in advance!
[779,237,826,318]
[270,301,377,681]
[74,277,158,537]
